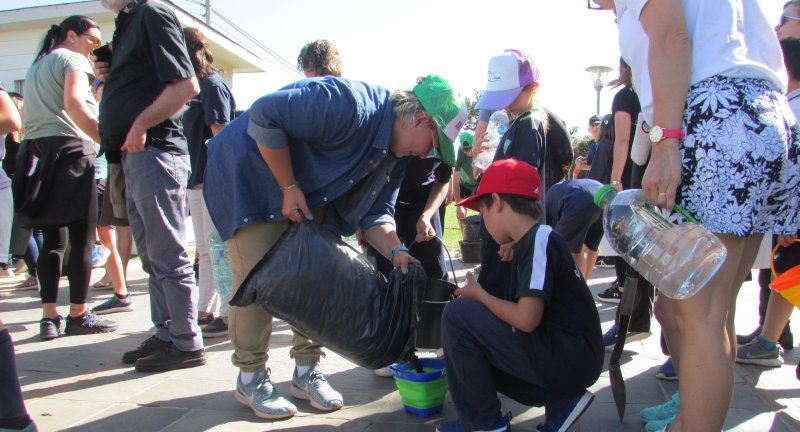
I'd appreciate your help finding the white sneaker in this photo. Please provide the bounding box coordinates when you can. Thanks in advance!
[290,363,343,411]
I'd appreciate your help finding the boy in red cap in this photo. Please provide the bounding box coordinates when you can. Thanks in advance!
[436,158,603,432]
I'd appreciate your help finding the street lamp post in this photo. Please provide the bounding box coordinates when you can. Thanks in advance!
[585,65,614,115]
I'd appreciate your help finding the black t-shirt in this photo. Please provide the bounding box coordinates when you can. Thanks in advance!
[396,157,453,213]
[610,86,641,189]
[587,139,613,184]
[511,224,604,389]
[99,0,196,162]
[491,109,571,190]
[183,72,236,188]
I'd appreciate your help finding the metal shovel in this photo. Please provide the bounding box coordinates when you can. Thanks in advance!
[608,274,639,421]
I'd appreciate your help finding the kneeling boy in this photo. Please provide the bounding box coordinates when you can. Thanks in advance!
[437,159,603,432]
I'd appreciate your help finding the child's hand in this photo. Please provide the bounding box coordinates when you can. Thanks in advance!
[778,234,798,248]
[454,272,485,300]
[498,241,516,262]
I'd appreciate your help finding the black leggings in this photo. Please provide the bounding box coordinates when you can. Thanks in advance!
[39,218,94,305]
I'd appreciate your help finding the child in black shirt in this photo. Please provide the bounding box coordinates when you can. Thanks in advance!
[436,158,603,432]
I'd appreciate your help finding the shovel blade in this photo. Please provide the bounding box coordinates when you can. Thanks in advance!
[609,362,626,421]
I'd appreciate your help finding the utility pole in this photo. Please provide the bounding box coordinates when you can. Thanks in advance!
[204,0,211,25]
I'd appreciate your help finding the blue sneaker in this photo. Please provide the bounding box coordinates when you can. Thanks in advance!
[603,323,651,351]
[436,412,511,432]
[91,245,110,268]
[640,391,680,423]
[537,391,594,432]
[655,357,677,380]
[92,294,136,315]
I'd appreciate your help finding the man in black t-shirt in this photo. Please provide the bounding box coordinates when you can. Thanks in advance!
[96,0,205,372]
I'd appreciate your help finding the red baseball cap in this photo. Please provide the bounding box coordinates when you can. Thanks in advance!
[456,158,541,211]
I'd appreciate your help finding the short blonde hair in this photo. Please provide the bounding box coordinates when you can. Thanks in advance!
[389,76,428,127]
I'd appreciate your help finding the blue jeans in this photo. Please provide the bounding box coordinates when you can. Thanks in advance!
[123,148,202,351]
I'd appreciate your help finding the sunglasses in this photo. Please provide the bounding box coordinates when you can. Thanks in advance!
[84,34,102,48]
[780,13,800,27]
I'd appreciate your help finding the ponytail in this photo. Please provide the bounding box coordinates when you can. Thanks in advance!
[33,16,99,64]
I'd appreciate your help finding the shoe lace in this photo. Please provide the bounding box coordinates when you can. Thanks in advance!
[83,313,100,326]
[306,370,329,388]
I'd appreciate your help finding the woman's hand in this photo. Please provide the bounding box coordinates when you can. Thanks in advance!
[281,187,312,223]
[641,142,682,209]
[392,250,419,275]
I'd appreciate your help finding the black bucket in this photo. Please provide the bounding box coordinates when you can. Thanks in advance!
[409,237,459,350]
[459,240,481,263]
[463,215,482,242]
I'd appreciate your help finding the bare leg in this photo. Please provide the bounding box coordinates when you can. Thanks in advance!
[584,247,599,280]
[761,290,795,342]
[97,226,127,296]
[116,226,132,280]
[658,233,762,432]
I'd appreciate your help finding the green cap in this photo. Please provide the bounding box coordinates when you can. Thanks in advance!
[413,75,468,168]
[459,130,475,150]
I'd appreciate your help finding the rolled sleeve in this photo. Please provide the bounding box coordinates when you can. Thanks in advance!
[248,121,289,149]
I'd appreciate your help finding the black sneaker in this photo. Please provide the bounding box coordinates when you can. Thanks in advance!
[40,316,63,341]
[202,317,228,338]
[134,345,206,372]
[197,313,214,327]
[597,281,622,303]
[736,325,762,345]
[595,256,615,268]
[780,325,794,351]
[64,312,118,336]
[122,335,171,364]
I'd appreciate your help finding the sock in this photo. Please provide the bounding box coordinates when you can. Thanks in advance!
[295,365,310,377]
[115,293,129,299]
[239,371,255,385]
[757,335,778,351]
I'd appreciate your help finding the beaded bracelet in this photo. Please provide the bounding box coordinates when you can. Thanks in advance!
[390,245,409,260]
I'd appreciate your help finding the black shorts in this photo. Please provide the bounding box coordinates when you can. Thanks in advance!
[552,189,603,254]
[459,184,475,201]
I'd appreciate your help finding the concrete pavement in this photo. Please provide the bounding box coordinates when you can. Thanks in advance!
[1,238,800,431]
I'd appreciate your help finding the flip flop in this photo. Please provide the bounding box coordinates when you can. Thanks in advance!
[92,280,113,289]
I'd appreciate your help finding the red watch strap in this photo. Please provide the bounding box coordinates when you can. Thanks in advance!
[662,129,685,139]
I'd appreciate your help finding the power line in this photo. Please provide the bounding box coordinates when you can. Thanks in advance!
[174,0,302,78]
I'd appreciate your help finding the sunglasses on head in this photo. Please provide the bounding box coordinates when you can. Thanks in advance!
[780,13,800,27]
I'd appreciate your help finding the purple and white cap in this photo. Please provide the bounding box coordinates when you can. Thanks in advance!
[475,49,539,111]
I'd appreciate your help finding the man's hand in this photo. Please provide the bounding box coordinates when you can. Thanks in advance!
[498,241,515,262]
[121,123,146,152]
[454,272,485,300]
[93,60,110,82]
[415,216,435,243]
[281,187,312,223]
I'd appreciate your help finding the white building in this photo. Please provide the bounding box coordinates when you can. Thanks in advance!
[0,0,269,95]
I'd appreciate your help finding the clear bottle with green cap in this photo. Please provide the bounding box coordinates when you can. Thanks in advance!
[593,185,727,299]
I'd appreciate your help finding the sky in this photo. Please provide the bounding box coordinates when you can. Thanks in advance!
[7,0,625,133]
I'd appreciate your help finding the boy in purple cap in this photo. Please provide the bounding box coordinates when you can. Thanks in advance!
[436,158,603,432]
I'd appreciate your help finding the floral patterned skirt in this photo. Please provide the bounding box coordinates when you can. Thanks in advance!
[679,76,800,236]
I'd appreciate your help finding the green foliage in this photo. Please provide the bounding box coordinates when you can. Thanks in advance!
[462,89,484,129]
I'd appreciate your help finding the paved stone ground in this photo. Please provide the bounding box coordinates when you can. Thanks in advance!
[1,229,800,431]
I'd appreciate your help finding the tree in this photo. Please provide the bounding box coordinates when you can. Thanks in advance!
[462,88,484,129]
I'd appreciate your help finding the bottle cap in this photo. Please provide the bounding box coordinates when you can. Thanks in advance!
[593,184,617,207]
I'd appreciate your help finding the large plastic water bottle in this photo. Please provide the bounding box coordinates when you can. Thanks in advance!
[593,185,727,299]
[208,229,232,297]
[474,111,509,170]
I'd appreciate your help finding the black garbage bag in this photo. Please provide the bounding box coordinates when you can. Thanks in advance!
[229,220,427,369]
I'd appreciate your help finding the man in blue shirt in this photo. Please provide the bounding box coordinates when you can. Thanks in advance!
[204,75,466,419]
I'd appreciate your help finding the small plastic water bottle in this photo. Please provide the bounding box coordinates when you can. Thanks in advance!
[208,229,232,297]
[474,111,509,170]
[593,185,727,299]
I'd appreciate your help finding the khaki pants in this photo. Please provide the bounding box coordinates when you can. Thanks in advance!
[226,218,324,372]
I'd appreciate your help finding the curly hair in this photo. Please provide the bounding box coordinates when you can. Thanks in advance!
[297,40,343,77]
